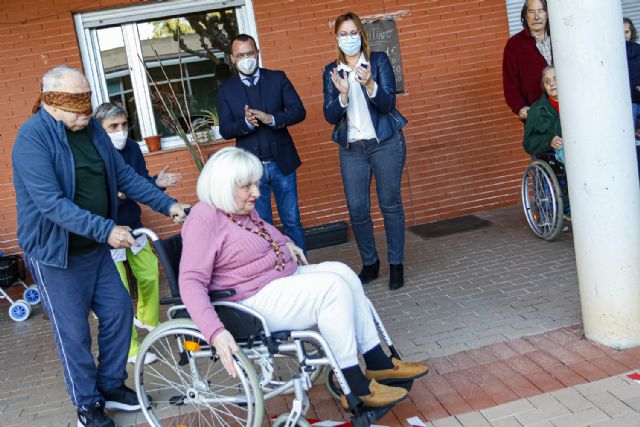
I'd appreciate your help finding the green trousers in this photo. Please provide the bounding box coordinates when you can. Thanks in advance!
[115,241,160,358]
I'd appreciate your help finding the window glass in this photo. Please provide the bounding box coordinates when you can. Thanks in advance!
[138,9,236,137]
[98,27,142,141]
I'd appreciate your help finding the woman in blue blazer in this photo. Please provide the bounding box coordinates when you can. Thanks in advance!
[323,12,408,290]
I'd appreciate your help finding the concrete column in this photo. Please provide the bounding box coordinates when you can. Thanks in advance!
[548,1,640,348]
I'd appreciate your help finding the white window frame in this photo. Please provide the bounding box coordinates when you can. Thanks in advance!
[74,0,258,152]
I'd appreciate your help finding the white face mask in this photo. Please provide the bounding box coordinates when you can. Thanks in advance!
[236,57,257,75]
[108,131,128,150]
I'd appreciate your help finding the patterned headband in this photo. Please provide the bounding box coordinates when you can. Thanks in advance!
[32,91,93,116]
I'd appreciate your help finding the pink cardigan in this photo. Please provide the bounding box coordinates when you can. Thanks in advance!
[179,202,296,343]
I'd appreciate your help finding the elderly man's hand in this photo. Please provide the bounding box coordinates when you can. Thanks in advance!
[285,242,308,266]
[169,203,191,224]
[212,330,239,377]
[156,165,182,188]
[518,106,530,120]
[108,225,137,249]
[550,135,563,149]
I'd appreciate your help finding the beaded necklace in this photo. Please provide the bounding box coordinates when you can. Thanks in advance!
[226,212,287,271]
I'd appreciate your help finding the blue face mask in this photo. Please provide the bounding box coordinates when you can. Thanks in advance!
[338,35,362,56]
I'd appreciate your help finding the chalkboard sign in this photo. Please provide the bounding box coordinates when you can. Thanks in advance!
[364,19,404,92]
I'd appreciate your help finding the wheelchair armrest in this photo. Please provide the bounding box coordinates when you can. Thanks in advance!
[160,296,183,305]
[208,289,236,301]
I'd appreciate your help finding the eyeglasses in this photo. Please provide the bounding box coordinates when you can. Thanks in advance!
[338,30,360,39]
[233,51,257,59]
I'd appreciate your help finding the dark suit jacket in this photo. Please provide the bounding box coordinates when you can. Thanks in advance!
[217,68,306,176]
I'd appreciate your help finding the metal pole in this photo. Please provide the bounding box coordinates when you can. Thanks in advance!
[548,0,640,348]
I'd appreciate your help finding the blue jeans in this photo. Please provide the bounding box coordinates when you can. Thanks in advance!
[633,103,639,129]
[26,246,132,409]
[255,161,306,251]
[339,131,406,265]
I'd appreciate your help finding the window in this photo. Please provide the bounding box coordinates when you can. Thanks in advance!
[75,0,258,151]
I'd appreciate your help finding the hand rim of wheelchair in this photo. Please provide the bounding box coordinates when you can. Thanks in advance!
[134,318,264,427]
[522,159,564,240]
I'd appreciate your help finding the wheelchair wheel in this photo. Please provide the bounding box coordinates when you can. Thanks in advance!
[522,159,564,240]
[9,299,31,322]
[259,341,324,394]
[23,285,40,305]
[135,318,264,427]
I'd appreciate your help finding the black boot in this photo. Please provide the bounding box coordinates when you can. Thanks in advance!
[358,260,380,284]
[389,264,404,290]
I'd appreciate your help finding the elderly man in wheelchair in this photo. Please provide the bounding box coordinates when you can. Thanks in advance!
[521,66,571,241]
[132,147,428,427]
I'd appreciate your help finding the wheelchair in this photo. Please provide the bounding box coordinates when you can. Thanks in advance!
[521,152,569,241]
[132,227,412,427]
[0,254,40,322]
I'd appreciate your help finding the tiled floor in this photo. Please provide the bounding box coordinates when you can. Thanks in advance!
[1,205,639,426]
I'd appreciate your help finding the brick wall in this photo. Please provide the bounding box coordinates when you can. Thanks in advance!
[0,0,528,254]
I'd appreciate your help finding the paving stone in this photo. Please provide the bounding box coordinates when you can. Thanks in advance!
[432,416,464,427]
[456,411,492,426]
[481,399,536,421]
[585,392,638,418]
[491,417,524,427]
[512,393,570,425]
[550,387,593,413]
[575,376,630,397]
[589,414,640,426]
[546,406,610,426]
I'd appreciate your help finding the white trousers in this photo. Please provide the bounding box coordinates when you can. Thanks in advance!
[241,261,380,368]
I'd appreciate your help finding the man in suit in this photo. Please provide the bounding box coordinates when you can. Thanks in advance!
[217,34,307,251]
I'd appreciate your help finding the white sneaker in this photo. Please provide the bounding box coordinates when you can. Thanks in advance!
[128,352,158,365]
[133,317,155,332]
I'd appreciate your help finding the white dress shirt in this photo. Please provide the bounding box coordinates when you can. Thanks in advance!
[338,54,378,142]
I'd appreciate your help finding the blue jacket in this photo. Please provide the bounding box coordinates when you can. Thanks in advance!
[217,68,305,176]
[626,41,640,104]
[323,51,408,147]
[116,138,160,230]
[12,109,176,268]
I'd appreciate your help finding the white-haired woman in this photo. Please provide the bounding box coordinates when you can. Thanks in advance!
[179,147,427,409]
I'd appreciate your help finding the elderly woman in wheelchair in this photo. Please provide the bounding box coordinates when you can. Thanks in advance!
[521,66,570,240]
[133,147,428,427]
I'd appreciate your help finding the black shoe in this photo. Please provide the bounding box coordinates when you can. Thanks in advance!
[389,264,404,290]
[77,401,115,427]
[99,384,142,412]
[358,260,380,284]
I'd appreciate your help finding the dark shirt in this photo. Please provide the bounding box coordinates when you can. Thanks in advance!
[66,128,109,255]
